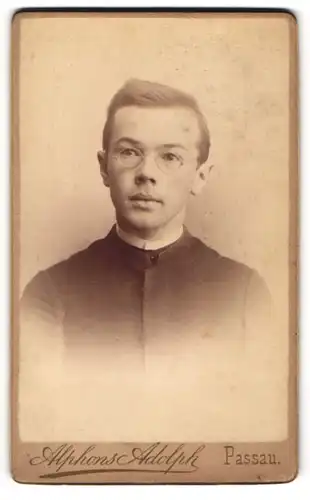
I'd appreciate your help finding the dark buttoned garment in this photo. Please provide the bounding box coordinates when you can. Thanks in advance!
[19,226,279,441]
[21,225,271,374]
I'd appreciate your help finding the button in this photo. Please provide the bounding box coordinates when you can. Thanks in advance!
[150,254,158,264]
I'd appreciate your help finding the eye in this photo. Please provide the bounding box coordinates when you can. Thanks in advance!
[114,147,142,167]
[119,147,140,158]
[161,151,183,167]
[162,152,177,162]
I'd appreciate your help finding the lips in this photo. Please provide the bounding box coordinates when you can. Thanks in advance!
[129,194,162,203]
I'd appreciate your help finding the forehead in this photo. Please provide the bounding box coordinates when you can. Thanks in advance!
[110,106,201,149]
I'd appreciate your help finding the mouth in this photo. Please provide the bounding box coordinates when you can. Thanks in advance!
[129,194,163,210]
[129,194,162,203]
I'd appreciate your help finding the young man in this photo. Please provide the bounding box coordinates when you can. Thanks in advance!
[19,80,274,440]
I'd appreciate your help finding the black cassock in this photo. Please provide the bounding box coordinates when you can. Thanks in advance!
[19,226,277,441]
[21,225,271,367]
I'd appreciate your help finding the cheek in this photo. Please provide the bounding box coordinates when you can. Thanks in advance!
[169,171,196,197]
[109,169,133,192]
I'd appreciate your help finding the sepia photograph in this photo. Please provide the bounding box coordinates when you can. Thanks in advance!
[11,10,298,483]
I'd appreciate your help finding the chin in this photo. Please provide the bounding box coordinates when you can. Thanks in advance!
[121,210,164,232]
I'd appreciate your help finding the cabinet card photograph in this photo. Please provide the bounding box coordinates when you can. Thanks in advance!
[11,10,298,484]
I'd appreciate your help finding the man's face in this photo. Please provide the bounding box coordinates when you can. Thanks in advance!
[99,105,206,235]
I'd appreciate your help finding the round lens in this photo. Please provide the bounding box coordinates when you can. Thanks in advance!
[158,151,182,172]
[117,148,142,168]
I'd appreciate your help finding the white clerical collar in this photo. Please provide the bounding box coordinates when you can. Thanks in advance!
[116,224,184,250]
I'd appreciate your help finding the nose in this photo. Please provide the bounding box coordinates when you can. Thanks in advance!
[134,154,158,185]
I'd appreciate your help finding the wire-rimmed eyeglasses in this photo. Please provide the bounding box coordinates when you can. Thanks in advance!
[111,146,186,174]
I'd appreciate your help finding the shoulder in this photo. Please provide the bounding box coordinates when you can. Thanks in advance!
[47,237,108,277]
[186,232,269,298]
[188,233,252,279]
[21,236,109,302]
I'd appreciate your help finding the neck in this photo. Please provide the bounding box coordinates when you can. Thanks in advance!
[115,212,185,250]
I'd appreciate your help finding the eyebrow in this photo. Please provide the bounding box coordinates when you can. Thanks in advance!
[161,143,187,151]
[113,137,143,147]
[113,137,187,150]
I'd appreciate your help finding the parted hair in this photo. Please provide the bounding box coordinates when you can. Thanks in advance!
[102,79,211,165]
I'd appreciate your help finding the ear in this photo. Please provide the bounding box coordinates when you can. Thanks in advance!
[97,150,110,187]
[190,162,212,196]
